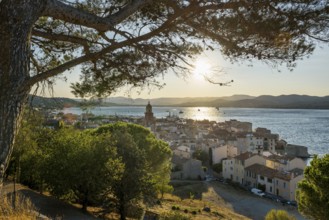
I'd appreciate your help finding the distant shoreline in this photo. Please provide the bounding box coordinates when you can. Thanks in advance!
[63,105,329,110]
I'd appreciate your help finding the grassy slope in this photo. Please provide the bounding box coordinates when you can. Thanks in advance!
[147,182,250,220]
[0,194,37,220]
[1,181,249,219]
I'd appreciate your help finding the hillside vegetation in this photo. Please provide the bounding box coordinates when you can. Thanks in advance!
[0,194,37,220]
[148,193,250,220]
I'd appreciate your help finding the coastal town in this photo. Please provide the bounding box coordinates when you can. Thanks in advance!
[45,102,310,205]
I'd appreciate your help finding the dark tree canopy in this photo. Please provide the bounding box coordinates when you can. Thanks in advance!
[296,155,329,220]
[0,0,328,184]
[7,120,172,218]
[92,122,172,219]
[192,149,209,165]
[4,0,328,97]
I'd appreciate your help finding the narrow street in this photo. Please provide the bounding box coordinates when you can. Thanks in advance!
[203,181,306,220]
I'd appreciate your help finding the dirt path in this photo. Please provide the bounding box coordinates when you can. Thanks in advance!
[1,182,99,220]
[202,181,306,220]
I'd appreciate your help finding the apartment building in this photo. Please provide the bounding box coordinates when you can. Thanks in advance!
[245,164,304,201]
[212,145,238,164]
[265,154,306,171]
[222,152,265,184]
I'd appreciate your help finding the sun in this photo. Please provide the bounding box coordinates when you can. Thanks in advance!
[193,58,211,79]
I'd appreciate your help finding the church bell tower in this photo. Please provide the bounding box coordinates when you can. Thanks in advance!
[144,101,155,129]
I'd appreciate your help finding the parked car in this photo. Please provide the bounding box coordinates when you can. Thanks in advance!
[251,188,265,197]
[283,200,298,207]
[263,192,282,202]
[288,201,298,207]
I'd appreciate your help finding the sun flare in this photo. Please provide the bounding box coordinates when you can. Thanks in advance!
[193,59,211,79]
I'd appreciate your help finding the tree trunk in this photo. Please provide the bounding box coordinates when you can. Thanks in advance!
[119,201,127,220]
[0,0,45,187]
[82,191,89,212]
[118,192,127,220]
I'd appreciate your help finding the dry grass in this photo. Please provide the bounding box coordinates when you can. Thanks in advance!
[90,182,251,219]
[0,193,38,220]
[148,192,250,220]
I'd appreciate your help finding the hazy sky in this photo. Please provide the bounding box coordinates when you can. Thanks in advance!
[50,44,329,98]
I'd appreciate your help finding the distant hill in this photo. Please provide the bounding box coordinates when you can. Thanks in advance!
[28,96,79,109]
[106,95,329,109]
[179,95,329,109]
[220,94,255,101]
[103,96,220,106]
[30,94,329,109]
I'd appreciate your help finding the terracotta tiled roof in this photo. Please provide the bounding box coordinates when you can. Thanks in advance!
[245,164,303,181]
[234,152,256,161]
[266,154,296,162]
[171,154,188,165]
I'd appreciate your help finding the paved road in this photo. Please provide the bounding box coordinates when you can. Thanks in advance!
[204,181,306,220]
[1,182,99,220]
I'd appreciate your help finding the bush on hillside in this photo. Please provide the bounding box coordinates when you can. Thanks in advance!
[265,209,296,220]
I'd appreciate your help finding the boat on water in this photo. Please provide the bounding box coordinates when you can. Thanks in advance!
[179,110,184,114]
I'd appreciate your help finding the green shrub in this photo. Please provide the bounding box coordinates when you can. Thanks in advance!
[171,205,181,211]
[212,163,223,173]
[265,209,296,220]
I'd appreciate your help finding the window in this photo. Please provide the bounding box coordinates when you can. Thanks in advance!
[268,178,272,183]
[284,182,286,188]
[270,186,272,192]
[260,176,264,180]
[276,180,279,185]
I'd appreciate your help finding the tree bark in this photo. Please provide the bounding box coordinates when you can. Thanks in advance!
[119,201,127,220]
[118,191,127,220]
[0,0,46,186]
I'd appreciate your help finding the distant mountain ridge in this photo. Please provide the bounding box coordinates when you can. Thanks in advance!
[177,95,329,109]
[28,96,79,109]
[30,94,329,109]
[104,95,329,109]
[104,95,255,106]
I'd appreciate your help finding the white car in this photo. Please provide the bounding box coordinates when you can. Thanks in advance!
[251,188,265,197]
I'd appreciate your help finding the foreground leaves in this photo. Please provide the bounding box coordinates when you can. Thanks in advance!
[296,154,329,220]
